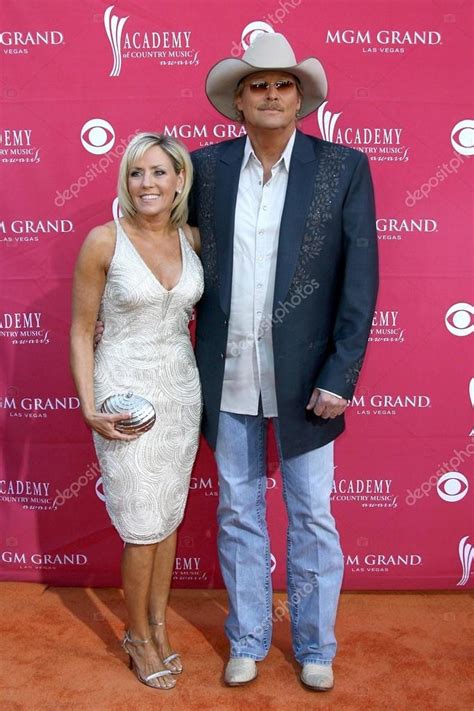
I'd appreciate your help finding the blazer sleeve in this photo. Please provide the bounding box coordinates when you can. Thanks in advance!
[188,153,198,228]
[316,152,379,400]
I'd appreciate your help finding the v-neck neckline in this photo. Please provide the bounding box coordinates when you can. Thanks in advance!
[119,220,185,293]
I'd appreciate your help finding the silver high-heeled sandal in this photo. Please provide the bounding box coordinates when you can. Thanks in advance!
[122,631,176,689]
[149,620,183,674]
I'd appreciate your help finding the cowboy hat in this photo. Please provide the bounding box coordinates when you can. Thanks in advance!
[205,32,328,120]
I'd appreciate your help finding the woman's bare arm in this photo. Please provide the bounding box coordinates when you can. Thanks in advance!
[70,224,136,441]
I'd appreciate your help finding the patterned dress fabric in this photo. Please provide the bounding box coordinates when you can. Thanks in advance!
[93,220,204,544]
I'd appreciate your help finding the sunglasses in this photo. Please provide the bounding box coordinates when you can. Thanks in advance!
[246,79,296,93]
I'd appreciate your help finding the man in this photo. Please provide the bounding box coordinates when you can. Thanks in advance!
[189,32,378,691]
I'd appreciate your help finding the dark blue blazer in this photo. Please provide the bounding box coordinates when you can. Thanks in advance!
[189,130,378,458]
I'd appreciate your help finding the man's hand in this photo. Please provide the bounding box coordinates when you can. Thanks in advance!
[94,320,104,348]
[306,388,348,419]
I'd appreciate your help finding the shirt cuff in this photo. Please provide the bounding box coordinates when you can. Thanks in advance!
[317,387,343,400]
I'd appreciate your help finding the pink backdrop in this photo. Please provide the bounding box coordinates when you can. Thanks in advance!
[1,0,473,590]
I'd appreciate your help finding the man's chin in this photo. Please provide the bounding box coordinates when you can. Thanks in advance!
[255,120,293,131]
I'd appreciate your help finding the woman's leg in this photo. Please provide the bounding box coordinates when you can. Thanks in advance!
[148,530,182,672]
[121,542,176,688]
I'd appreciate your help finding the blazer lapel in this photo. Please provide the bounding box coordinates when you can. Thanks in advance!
[273,131,320,310]
[214,137,245,316]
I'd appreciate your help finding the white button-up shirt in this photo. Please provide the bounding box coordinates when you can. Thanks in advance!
[220,132,296,417]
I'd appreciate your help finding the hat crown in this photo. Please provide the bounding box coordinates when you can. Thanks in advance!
[242,32,297,68]
[205,32,327,120]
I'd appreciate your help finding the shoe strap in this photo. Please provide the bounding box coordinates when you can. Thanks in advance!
[145,670,173,681]
[123,630,151,646]
[162,653,180,665]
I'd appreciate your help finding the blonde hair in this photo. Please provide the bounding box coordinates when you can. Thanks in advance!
[117,132,193,227]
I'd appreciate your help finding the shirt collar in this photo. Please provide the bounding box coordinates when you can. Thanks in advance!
[242,130,296,173]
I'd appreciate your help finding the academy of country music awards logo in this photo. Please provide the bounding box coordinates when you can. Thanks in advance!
[0,478,54,511]
[0,128,40,164]
[0,466,99,512]
[103,5,199,77]
[369,309,405,344]
[0,218,74,245]
[317,102,409,162]
[331,476,398,508]
[458,536,473,586]
[0,29,64,55]
[172,556,208,583]
[0,312,50,346]
[0,460,101,512]
[325,28,442,53]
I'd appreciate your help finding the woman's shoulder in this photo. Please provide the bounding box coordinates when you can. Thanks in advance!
[86,220,116,243]
[83,220,117,249]
[79,221,117,267]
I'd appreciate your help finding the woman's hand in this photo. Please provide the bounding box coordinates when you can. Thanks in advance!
[84,410,140,441]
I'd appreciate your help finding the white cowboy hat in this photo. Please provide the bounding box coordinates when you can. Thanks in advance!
[205,32,328,120]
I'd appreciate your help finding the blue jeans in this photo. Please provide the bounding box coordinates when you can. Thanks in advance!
[214,408,344,665]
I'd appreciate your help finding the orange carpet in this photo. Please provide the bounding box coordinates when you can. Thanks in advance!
[1,583,472,710]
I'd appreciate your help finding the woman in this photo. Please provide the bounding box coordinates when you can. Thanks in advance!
[70,133,203,690]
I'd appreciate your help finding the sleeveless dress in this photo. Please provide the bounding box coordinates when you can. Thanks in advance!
[92,219,204,544]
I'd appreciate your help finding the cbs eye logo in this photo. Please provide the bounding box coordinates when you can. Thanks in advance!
[241,21,274,51]
[112,197,123,222]
[95,477,106,502]
[436,472,468,502]
[450,119,474,156]
[81,118,115,155]
[445,302,474,336]
[270,553,277,573]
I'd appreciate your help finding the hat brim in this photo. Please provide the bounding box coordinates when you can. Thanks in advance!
[206,56,328,120]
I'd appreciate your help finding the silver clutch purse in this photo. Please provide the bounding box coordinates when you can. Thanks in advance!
[100,392,156,434]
